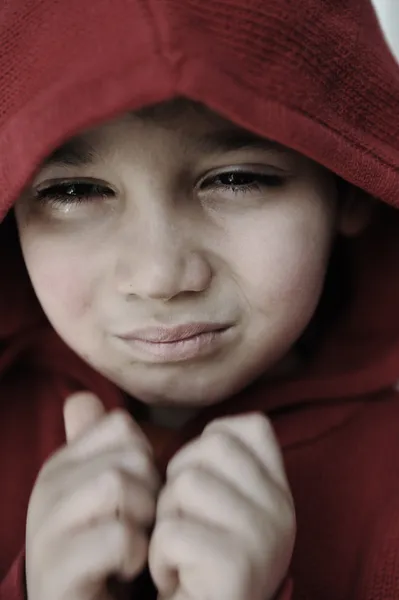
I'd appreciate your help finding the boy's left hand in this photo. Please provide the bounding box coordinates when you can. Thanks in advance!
[149,413,296,600]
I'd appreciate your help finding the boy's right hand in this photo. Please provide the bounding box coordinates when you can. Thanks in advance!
[26,392,160,600]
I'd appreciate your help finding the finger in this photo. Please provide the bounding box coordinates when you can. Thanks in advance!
[149,517,245,600]
[157,465,295,575]
[65,446,161,495]
[205,413,287,487]
[64,392,106,443]
[30,447,160,540]
[170,413,289,490]
[40,469,157,542]
[65,408,153,461]
[166,430,283,507]
[44,520,148,596]
[157,465,269,534]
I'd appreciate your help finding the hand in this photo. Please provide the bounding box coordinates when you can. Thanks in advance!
[149,413,295,600]
[26,392,160,600]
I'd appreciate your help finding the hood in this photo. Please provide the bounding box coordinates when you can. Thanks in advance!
[0,0,399,413]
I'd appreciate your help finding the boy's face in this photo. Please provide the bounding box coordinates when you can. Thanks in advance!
[15,100,340,406]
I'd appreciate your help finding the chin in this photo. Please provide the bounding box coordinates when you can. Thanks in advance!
[120,376,235,407]
[128,388,225,407]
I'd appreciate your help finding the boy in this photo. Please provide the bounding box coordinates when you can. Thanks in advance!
[1,1,399,599]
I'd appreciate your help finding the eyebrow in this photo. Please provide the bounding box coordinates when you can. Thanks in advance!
[42,137,99,168]
[195,129,288,155]
[42,127,287,170]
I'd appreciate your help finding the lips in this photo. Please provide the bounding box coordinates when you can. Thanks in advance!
[119,322,229,343]
[115,322,234,363]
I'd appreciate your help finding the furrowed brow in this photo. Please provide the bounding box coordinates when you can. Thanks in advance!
[42,137,99,168]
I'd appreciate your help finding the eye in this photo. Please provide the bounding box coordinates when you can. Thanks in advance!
[200,169,285,195]
[34,180,115,207]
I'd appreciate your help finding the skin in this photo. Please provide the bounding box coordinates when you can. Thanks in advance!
[26,394,296,600]
[17,100,370,600]
[14,100,350,408]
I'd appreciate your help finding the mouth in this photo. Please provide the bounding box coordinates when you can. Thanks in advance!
[116,323,233,363]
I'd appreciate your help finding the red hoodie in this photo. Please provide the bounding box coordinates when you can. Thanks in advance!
[1,1,399,599]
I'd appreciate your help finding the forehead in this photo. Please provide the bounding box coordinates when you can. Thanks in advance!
[42,99,292,169]
[134,98,222,128]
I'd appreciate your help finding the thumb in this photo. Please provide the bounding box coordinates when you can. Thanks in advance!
[63,391,106,444]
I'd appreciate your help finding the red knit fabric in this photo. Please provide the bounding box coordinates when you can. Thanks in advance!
[0,1,399,599]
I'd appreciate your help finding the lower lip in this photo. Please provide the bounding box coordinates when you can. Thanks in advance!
[117,328,231,363]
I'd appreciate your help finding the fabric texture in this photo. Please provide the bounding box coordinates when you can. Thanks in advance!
[0,1,399,599]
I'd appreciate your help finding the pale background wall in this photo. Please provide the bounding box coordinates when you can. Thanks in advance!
[370,0,399,61]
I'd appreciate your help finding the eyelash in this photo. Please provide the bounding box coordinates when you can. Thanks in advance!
[34,171,285,207]
[34,182,115,207]
[201,171,285,194]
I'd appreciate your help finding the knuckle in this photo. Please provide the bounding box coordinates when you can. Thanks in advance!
[204,415,231,433]
[205,413,276,453]
[207,430,236,457]
[246,412,275,440]
[136,450,154,474]
[178,466,199,490]
[173,467,202,498]
[102,466,125,490]
[129,451,159,489]
[206,411,269,431]
[99,468,126,506]
[109,410,137,439]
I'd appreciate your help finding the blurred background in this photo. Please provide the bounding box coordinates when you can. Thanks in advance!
[371,0,399,62]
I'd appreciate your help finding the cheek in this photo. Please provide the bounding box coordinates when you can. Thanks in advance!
[20,236,95,323]
[227,207,334,316]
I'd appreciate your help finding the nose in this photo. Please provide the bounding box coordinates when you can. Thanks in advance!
[114,214,213,302]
